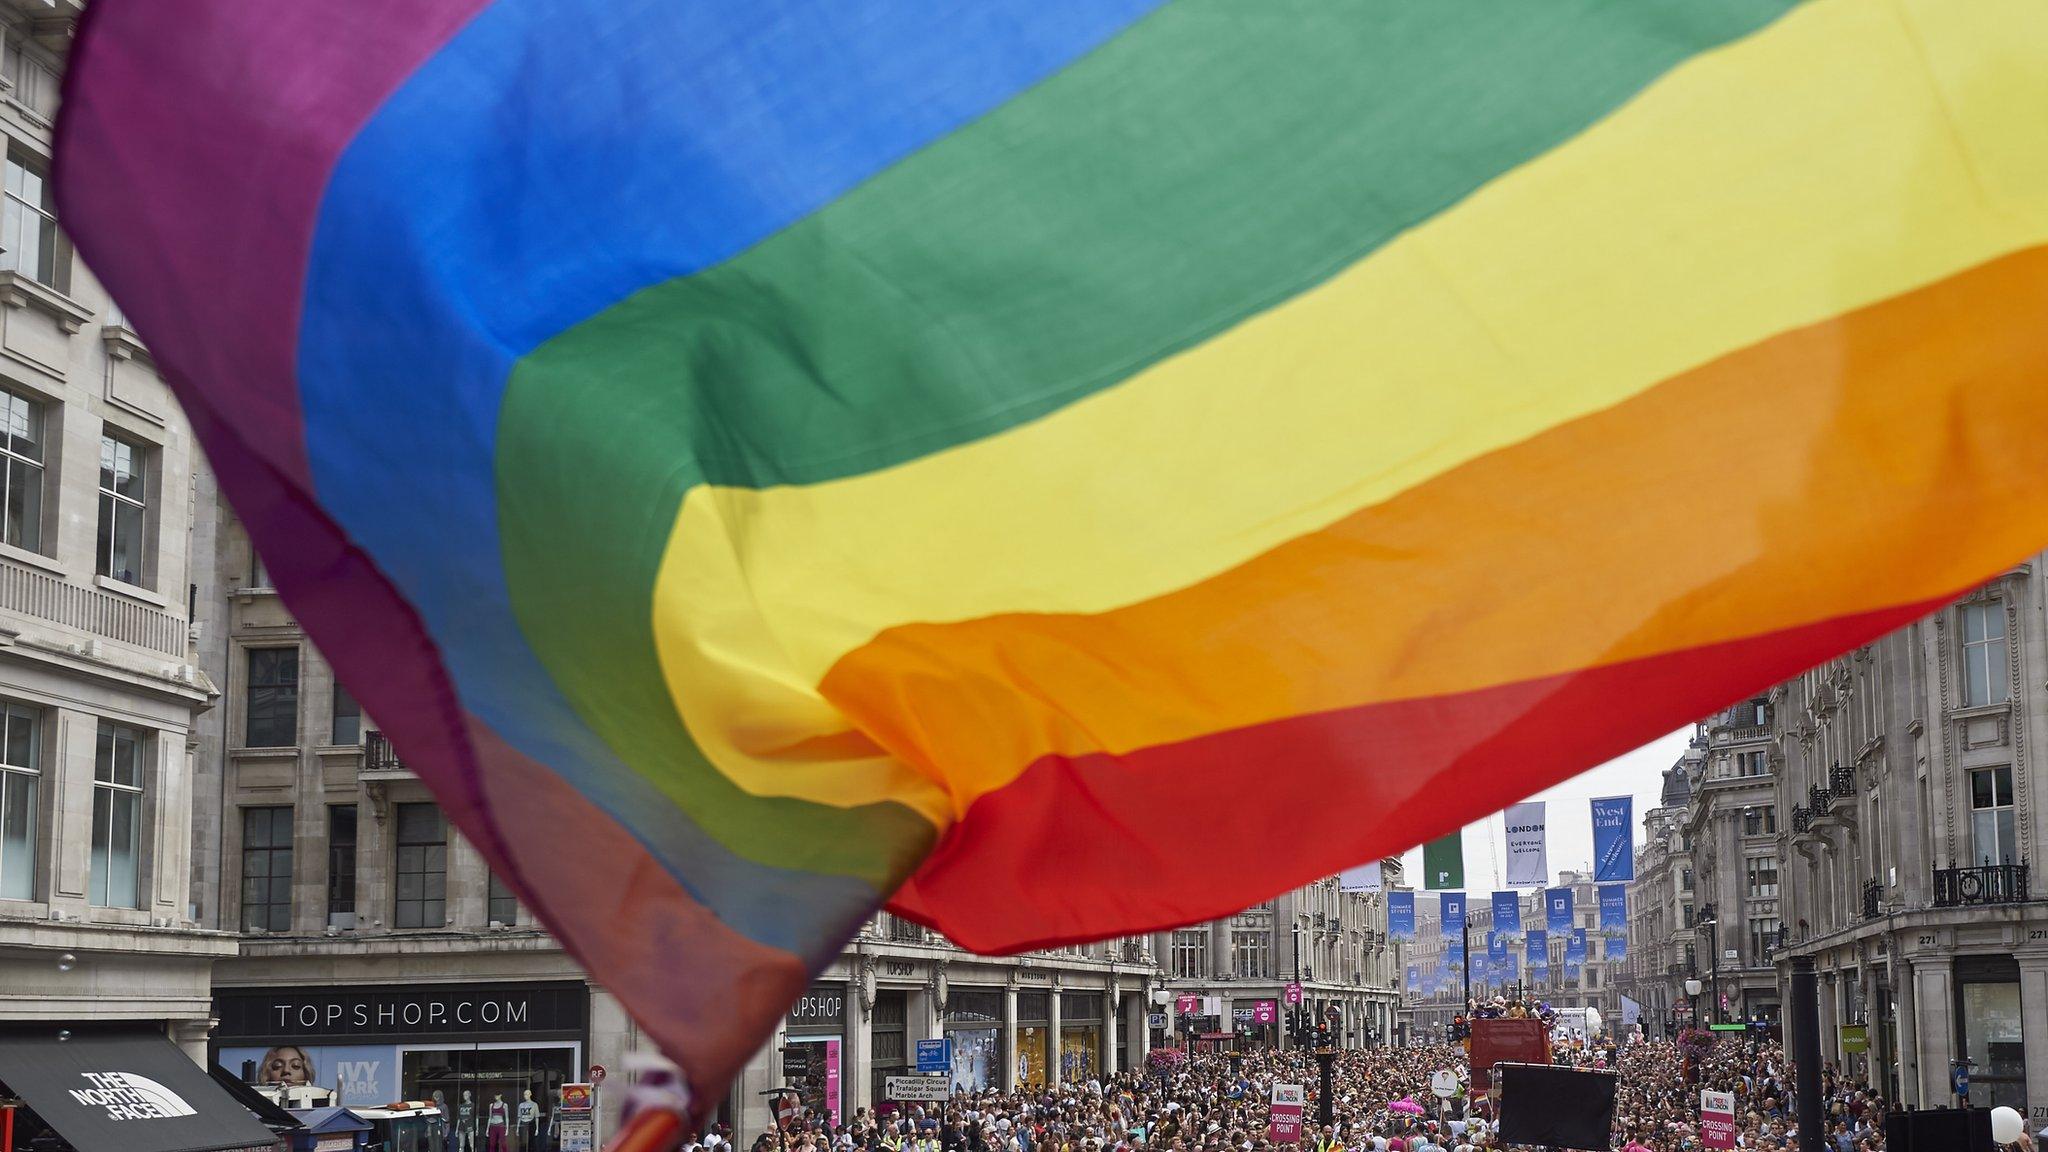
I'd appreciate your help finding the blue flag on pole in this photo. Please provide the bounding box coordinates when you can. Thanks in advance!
[1525,928,1548,966]
[1492,890,1522,935]
[1599,884,1628,931]
[1591,796,1636,882]
[1406,965,1420,992]
[1442,892,1466,938]
[1546,887,1573,933]
[1567,927,1588,963]
[1608,934,1628,962]
[1388,891,1416,941]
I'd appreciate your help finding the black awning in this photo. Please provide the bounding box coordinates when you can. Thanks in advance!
[0,1028,279,1152]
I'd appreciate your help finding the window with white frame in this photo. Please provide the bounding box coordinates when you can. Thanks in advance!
[1970,766,2015,866]
[90,722,144,908]
[96,433,148,585]
[1961,603,2009,707]
[0,700,38,900]
[1,149,61,289]
[1745,856,1779,899]
[1748,916,1781,966]
[1171,928,1207,980]
[0,387,44,552]
[1232,928,1272,979]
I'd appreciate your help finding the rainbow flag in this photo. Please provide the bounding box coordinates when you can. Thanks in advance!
[58,0,2048,1106]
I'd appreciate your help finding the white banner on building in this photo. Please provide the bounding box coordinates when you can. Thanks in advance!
[1504,801,1548,887]
[1339,861,1383,891]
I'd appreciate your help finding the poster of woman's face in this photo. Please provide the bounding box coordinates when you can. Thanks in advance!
[259,1045,314,1085]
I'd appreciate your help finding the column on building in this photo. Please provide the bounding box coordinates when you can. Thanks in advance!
[1912,956,1957,1106]
[1103,986,1119,1076]
[846,993,875,1114]
[2017,952,2048,1117]
[1047,984,1063,1088]
[1817,974,1840,1066]
[1125,986,1148,1069]
[1894,960,1920,1109]
[1003,986,1019,1092]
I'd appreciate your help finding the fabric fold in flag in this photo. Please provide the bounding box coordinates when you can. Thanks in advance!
[55,0,2048,1112]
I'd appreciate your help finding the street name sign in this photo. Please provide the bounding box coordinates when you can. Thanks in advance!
[887,1077,950,1103]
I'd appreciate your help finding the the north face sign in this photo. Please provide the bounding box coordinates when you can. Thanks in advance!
[68,1072,198,1120]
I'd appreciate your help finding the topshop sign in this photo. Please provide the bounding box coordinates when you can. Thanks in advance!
[215,981,588,1043]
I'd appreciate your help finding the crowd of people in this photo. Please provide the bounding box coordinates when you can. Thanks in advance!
[717,1000,1931,1152]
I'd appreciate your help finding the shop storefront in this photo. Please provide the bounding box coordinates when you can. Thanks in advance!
[1231,1000,1278,1048]
[784,983,846,1128]
[947,988,1003,1093]
[213,981,586,1151]
[1956,956,2025,1110]
[1016,993,1050,1089]
[1059,994,1102,1083]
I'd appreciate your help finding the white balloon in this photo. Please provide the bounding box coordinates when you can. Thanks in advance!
[1990,1106,2024,1145]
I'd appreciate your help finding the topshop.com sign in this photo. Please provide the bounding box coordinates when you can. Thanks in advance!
[215,982,588,1043]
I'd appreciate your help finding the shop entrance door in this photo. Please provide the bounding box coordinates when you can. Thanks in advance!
[405,1044,578,1152]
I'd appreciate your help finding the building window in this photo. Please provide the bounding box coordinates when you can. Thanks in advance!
[1970,766,2016,866]
[0,700,39,900]
[1232,928,1272,979]
[1,149,61,288]
[89,722,144,908]
[249,542,270,589]
[1745,856,1779,899]
[0,388,44,552]
[1740,805,1778,836]
[394,803,446,928]
[331,683,360,745]
[1747,917,1781,967]
[239,807,293,931]
[1750,699,1770,727]
[327,804,357,926]
[1682,905,1694,929]
[1171,928,1207,980]
[1681,867,1694,892]
[1735,750,1769,778]
[488,872,518,926]
[1961,603,2010,707]
[1684,943,1697,971]
[96,433,148,586]
[245,647,299,747]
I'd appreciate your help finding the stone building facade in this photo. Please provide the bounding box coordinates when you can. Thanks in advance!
[1682,701,1785,1029]
[0,0,234,1061]
[1764,555,2048,1116]
[1153,868,1403,1052]
[1614,764,1694,1038]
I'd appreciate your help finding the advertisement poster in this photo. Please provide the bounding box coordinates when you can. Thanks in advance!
[1268,1083,1305,1144]
[220,1043,400,1107]
[949,1028,998,1093]
[1339,861,1383,891]
[1441,892,1466,938]
[1599,885,1628,931]
[1387,892,1416,941]
[1491,891,1522,935]
[1700,1090,1736,1149]
[1591,797,1636,882]
[1503,802,1547,886]
[1546,888,1574,934]
[1059,1027,1100,1082]
[1017,1027,1049,1088]
[785,1037,841,1126]
[1469,1018,1549,1092]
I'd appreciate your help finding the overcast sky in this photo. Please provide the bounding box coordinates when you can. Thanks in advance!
[1394,727,1692,890]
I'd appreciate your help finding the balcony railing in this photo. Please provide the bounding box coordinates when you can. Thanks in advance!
[1862,879,1882,920]
[1831,763,1857,796]
[888,915,928,943]
[1808,785,1833,816]
[1791,806,1811,833]
[363,730,407,776]
[1933,863,2030,908]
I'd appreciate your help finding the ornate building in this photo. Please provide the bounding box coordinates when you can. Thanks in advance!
[1616,760,1694,1037]
[1682,700,1785,1029]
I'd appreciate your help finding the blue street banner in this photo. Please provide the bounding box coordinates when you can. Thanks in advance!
[1524,928,1548,966]
[1565,957,1583,982]
[1492,890,1522,935]
[1405,965,1420,992]
[1546,887,1574,933]
[1441,891,1466,937]
[1591,795,1636,882]
[1529,960,1550,984]
[1599,884,1628,932]
[1447,940,1465,964]
[1423,969,1439,996]
[1488,931,1508,963]
[1607,934,1628,962]
[1388,891,1416,941]
[1567,927,1588,963]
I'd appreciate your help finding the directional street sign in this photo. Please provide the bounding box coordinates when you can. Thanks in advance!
[916,1037,953,1073]
[887,1076,951,1102]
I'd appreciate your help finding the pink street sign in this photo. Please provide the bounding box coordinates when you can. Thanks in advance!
[1284,982,1303,1005]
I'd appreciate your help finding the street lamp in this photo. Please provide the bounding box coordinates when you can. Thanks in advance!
[1698,905,1721,1025]
[1685,977,1703,1029]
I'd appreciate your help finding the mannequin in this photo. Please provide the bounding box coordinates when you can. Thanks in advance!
[431,1091,452,1149]
[487,1091,510,1152]
[517,1089,541,1151]
[458,1090,476,1152]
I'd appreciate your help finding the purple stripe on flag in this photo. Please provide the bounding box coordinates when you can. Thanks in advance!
[55,0,494,487]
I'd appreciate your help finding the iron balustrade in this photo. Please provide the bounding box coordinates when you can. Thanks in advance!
[1862,879,1882,920]
[1931,862,2030,908]
[1831,763,1857,796]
